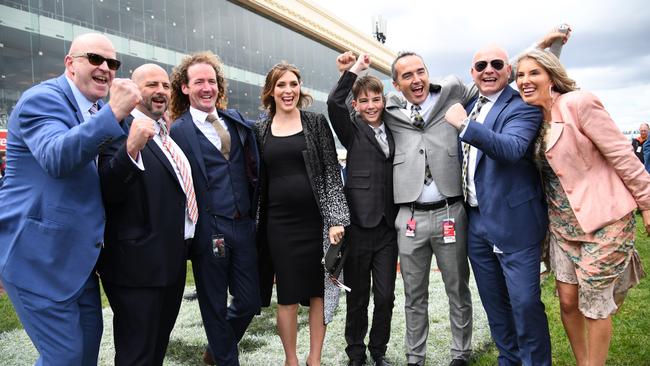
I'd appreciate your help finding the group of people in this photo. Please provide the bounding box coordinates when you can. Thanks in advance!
[0,23,647,366]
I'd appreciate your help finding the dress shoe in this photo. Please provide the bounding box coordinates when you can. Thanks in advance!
[202,349,216,365]
[347,359,365,366]
[372,356,392,366]
[448,359,468,366]
[183,290,198,301]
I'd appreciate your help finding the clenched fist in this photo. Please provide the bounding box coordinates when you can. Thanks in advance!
[126,118,156,159]
[108,78,142,121]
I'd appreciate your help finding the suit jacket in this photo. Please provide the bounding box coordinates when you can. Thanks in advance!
[545,91,650,233]
[384,76,476,203]
[327,71,397,227]
[254,110,350,323]
[0,74,125,301]
[97,116,189,287]
[461,87,548,252]
[170,109,260,257]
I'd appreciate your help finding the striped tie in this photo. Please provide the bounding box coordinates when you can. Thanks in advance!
[461,96,489,200]
[89,103,99,115]
[158,121,198,224]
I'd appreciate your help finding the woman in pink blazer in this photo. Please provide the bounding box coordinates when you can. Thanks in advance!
[515,48,649,366]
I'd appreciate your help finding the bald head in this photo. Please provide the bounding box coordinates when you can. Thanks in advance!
[132,63,171,120]
[472,44,509,64]
[64,33,117,101]
[471,43,511,95]
[68,33,115,56]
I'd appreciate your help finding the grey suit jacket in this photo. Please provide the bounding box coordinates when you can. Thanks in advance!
[384,76,476,204]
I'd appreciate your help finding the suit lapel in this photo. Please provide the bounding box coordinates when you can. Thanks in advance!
[386,126,396,158]
[546,122,564,151]
[179,112,208,181]
[360,122,389,158]
[56,74,84,125]
[475,89,512,165]
[385,93,415,129]
[546,100,565,151]
[425,83,444,127]
[147,139,179,185]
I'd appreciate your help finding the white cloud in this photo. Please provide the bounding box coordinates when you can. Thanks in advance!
[310,0,650,129]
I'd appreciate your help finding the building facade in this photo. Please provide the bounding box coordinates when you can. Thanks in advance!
[0,0,395,134]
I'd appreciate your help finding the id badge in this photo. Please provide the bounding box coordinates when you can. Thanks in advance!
[212,234,226,258]
[442,218,456,244]
[405,218,416,237]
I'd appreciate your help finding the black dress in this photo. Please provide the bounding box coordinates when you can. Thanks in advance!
[263,130,324,305]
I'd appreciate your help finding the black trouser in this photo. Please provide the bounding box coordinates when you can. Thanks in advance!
[103,263,186,366]
[344,218,398,361]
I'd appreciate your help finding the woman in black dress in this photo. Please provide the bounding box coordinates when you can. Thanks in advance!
[256,62,350,366]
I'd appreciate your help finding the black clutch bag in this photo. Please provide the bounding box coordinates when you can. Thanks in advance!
[322,236,348,279]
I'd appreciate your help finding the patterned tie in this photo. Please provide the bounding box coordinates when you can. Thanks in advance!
[410,104,433,185]
[158,121,198,224]
[88,103,99,116]
[374,127,390,157]
[206,114,231,160]
[461,96,490,200]
[410,104,425,129]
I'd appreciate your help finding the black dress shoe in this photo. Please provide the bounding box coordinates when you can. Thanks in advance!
[347,359,365,366]
[372,356,392,366]
[448,359,468,366]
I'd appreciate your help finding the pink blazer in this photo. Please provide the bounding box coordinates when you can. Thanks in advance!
[544,91,650,233]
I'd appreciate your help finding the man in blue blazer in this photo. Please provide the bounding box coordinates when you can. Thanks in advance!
[0,33,140,365]
[169,51,260,366]
[445,44,552,366]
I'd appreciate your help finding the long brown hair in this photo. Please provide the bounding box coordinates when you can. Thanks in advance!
[516,49,578,94]
[169,51,228,120]
[260,62,312,118]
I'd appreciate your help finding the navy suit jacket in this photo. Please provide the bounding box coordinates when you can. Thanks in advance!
[461,86,548,252]
[170,109,260,257]
[0,74,125,301]
[98,116,189,287]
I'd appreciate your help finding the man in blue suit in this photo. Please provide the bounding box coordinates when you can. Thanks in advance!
[0,33,141,365]
[445,44,552,366]
[169,51,260,366]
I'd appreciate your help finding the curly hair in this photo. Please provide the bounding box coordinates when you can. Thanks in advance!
[260,62,312,118]
[516,48,578,94]
[169,51,228,120]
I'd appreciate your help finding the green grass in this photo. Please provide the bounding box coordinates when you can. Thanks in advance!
[470,215,650,365]
[1,222,649,364]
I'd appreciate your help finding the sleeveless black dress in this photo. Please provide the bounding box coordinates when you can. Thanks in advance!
[263,131,324,305]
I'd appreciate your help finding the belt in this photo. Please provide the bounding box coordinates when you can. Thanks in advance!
[411,196,463,211]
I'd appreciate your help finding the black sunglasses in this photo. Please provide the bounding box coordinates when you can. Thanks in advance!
[70,52,121,71]
[474,59,505,72]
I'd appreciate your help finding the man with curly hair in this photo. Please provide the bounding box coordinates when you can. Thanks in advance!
[169,51,260,366]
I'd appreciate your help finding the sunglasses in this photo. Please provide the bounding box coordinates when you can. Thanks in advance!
[474,59,505,72]
[70,52,121,71]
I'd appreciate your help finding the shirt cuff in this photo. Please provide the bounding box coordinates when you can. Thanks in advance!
[129,151,145,171]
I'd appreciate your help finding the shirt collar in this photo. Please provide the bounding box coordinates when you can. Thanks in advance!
[479,88,505,104]
[131,108,164,135]
[189,106,218,124]
[404,91,434,113]
[65,75,96,122]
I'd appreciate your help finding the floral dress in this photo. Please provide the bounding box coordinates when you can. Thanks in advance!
[534,123,644,319]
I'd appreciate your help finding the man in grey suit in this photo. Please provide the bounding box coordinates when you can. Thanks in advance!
[384,30,565,365]
[385,52,475,366]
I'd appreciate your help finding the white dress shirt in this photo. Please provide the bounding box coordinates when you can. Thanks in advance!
[131,109,195,239]
[189,106,229,150]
